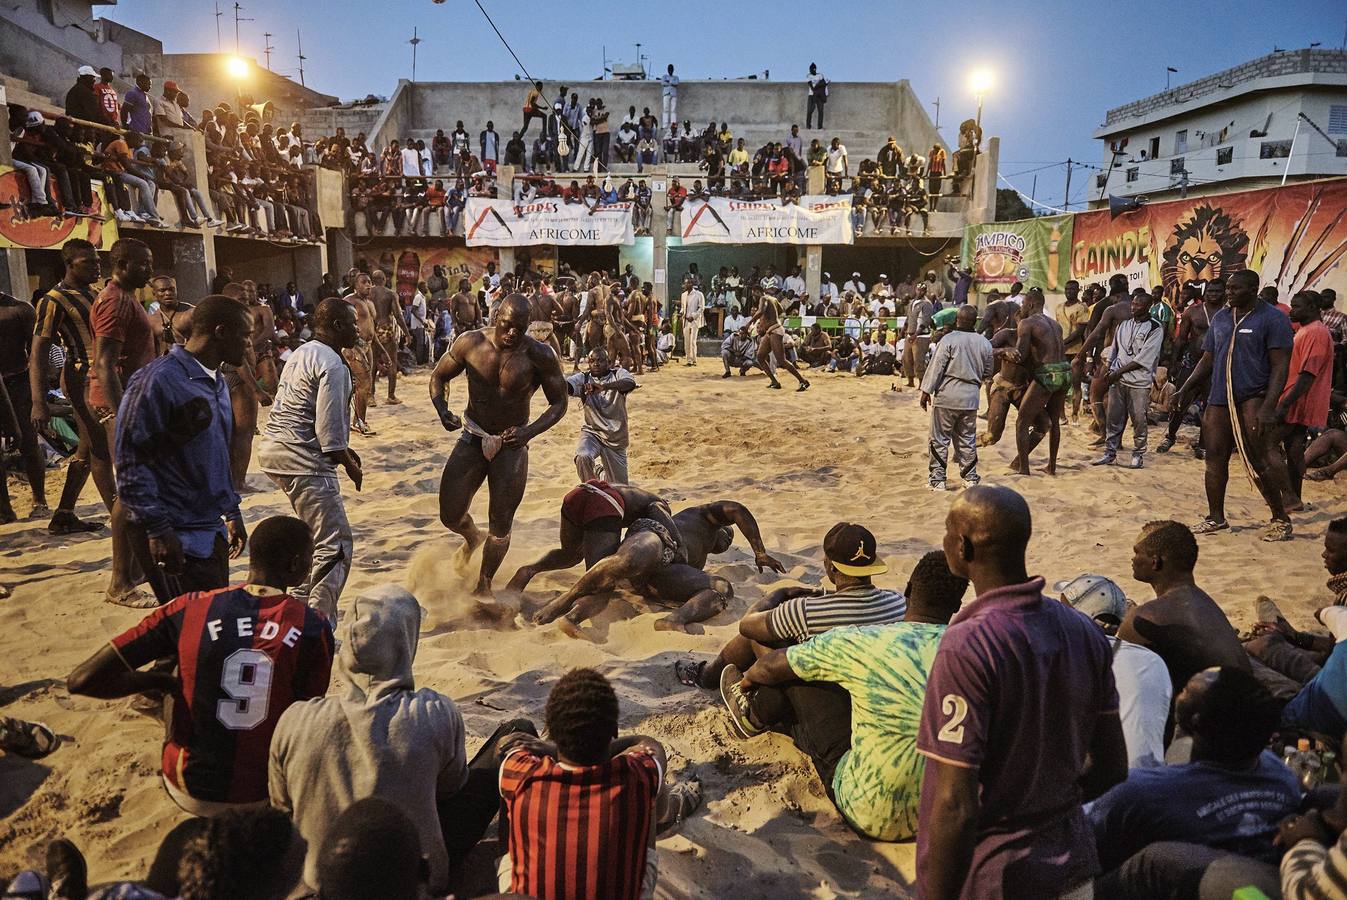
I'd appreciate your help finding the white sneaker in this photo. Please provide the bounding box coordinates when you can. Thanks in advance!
[113,210,130,222]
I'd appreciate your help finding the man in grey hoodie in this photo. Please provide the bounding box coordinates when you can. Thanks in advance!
[268,584,534,896]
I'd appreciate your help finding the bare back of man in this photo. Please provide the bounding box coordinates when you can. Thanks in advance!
[1010,292,1069,475]
[451,280,482,336]
[431,294,568,599]
[624,289,647,374]
[979,321,1035,447]
[553,288,579,360]
[343,275,378,433]
[1077,292,1135,433]
[526,291,564,359]
[369,275,409,403]
[532,499,786,636]
[751,294,809,390]
[249,298,278,392]
[221,283,272,490]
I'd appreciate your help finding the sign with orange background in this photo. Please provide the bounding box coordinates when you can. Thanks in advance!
[1069,178,1347,303]
[0,165,118,251]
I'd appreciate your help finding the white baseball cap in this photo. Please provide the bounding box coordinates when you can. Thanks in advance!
[78,65,97,77]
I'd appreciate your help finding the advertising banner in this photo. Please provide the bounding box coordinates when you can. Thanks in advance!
[359,245,500,304]
[0,165,118,250]
[464,197,633,246]
[961,214,1072,291]
[1068,178,1347,302]
[679,195,853,245]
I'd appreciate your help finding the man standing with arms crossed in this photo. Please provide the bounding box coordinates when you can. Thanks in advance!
[921,306,993,491]
[29,239,105,534]
[903,282,935,388]
[1185,269,1295,541]
[430,294,568,600]
[660,65,679,131]
[917,486,1127,899]
[258,298,364,624]
[680,276,704,367]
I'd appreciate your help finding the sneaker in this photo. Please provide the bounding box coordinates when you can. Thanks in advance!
[1192,516,1229,535]
[205,218,225,228]
[113,210,132,222]
[1262,519,1293,542]
[1255,596,1285,624]
[1155,436,1175,454]
[1193,446,1206,460]
[1128,453,1144,469]
[929,481,948,491]
[961,478,980,489]
[1091,454,1116,467]
[719,665,763,739]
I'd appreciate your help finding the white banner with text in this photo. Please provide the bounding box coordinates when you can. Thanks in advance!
[464,198,634,246]
[679,195,853,245]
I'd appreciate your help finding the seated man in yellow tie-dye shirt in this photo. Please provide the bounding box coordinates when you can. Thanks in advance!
[721,551,969,841]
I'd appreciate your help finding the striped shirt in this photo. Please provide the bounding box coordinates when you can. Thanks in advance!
[1281,833,1347,899]
[33,283,96,374]
[768,584,908,644]
[499,748,661,900]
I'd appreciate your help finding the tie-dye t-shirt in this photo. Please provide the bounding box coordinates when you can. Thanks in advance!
[786,622,945,841]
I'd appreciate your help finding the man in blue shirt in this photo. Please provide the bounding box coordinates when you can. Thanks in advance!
[116,295,252,603]
[121,73,154,135]
[1184,269,1295,541]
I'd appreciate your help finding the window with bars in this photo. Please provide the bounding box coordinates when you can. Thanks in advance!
[1126,167,1139,183]
[1260,140,1292,159]
[1170,156,1186,174]
[1330,105,1347,134]
[1217,147,1233,165]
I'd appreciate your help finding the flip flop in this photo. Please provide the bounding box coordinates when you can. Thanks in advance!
[674,659,707,687]
[0,716,59,758]
[105,588,159,609]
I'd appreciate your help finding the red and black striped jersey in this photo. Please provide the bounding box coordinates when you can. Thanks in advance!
[499,748,661,900]
[110,583,334,804]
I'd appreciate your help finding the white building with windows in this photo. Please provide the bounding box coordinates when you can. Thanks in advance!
[1089,48,1347,207]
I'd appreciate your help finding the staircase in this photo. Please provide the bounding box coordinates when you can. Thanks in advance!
[1,71,67,117]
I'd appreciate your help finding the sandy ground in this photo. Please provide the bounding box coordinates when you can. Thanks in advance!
[0,359,1337,898]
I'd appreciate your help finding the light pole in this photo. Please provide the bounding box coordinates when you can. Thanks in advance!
[226,55,249,105]
[968,68,993,136]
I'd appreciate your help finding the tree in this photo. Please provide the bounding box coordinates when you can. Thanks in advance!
[996,189,1035,222]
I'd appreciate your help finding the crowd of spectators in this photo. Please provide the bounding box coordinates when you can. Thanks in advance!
[5,64,322,242]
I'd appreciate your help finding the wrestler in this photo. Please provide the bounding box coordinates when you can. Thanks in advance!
[369,271,411,404]
[244,279,279,393]
[553,283,580,361]
[532,499,787,635]
[504,481,678,594]
[450,277,483,338]
[527,288,565,359]
[343,273,379,436]
[978,310,1030,447]
[643,282,662,371]
[430,293,568,598]
[623,281,648,374]
[219,282,273,491]
[576,273,613,367]
[1157,279,1224,456]
[150,275,192,355]
[749,289,809,391]
[1008,288,1069,476]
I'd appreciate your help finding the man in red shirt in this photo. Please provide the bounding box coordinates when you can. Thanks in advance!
[1274,290,1335,510]
[67,515,334,816]
[497,668,701,900]
[94,67,120,127]
[91,237,158,607]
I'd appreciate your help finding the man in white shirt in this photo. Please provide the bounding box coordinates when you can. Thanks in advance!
[418,140,433,177]
[806,63,828,129]
[661,64,679,129]
[785,124,803,160]
[1093,292,1165,470]
[407,288,429,365]
[1056,574,1171,768]
[825,137,848,191]
[723,306,749,335]
[872,274,893,307]
[782,266,806,298]
[760,266,783,292]
[480,122,500,174]
[819,272,839,304]
[680,277,706,366]
[844,272,866,297]
[401,141,423,179]
[566,348,637,484]
[257,298,365,622]
[920,305,994,489]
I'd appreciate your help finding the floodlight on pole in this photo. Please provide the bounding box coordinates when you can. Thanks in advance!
[226,56,250,79]
[968,68,993,132]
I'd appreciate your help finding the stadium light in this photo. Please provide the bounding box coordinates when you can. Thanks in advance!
[968,68,994,131]
[226,56,250,80]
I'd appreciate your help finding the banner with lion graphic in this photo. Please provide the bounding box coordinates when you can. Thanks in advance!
[0,164,118,251]
[1069,178,1347,303]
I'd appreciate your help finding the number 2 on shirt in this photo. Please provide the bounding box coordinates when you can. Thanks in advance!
[938,694,968,744]
[217,648,274,730]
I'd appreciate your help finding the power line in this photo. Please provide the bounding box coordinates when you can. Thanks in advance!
[472,0,533,83]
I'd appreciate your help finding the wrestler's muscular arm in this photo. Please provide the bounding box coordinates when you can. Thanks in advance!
[502,341,568,449]
[700,500,786,573]
[430,333,471,431]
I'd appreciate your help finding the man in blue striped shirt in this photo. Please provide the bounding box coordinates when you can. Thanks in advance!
[115,295,252,604]
[679,522,906,691]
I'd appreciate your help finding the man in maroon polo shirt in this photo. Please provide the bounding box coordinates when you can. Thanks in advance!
[916,486,1127,899]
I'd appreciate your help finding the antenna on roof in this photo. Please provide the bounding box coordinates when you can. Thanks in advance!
[296,28,306,87]
[214,2,223,52]
[263,32,274,70]
[409,26,422,83]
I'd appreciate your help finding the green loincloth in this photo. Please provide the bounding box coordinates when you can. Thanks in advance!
[1034,361,1072,393]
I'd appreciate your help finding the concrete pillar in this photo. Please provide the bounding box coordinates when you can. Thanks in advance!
[294,246,325,303]
[650,170,669,315]
[172,233,211,301]
[494,163,516,275]
[0,84,30,300]
[328,229,354,280]
[804,164,825,301]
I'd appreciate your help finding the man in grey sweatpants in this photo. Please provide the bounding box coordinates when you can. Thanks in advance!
[920,305,994,491]
[258,298,364,623]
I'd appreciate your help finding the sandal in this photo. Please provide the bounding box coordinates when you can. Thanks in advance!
[48,512,104,535]
[0,715,59,758]
[106,588,159,609]
[1192,517,1229,536]
[1262,520,1293,543]
[674,659,708,688]
[656,778,704,836]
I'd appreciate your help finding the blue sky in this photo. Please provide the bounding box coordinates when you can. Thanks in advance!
[99,0,1343,208]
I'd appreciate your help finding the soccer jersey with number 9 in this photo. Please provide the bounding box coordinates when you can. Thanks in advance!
[110,584,334,804]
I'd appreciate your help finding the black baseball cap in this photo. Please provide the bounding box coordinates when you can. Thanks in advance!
[824,522,888,577]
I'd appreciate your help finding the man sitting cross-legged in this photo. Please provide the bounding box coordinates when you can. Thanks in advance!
[719,550,968,842]
[67,516,335,818]
[531,498,786,635]
[677,522,907,691]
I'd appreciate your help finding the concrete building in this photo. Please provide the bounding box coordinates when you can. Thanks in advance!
[1091,48,1347,206]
